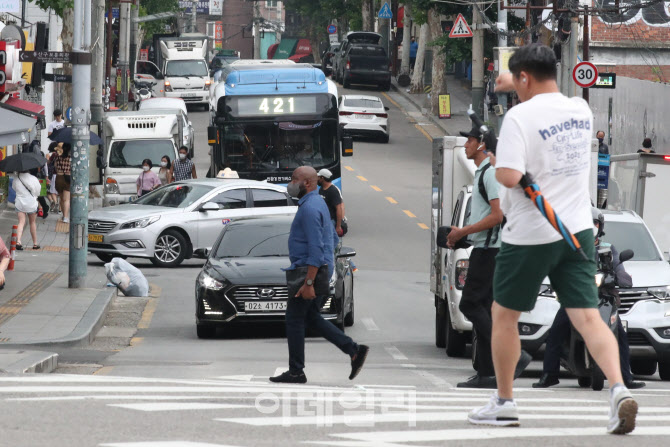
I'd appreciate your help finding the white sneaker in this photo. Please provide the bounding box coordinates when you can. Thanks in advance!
[468,392,520,427]
[607,385,638,434]
[62,218,69,223]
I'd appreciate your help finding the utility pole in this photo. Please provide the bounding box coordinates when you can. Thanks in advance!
[582,6,590,103]
[472,6,485,117]
[118,2,131,110]
[130,2,140,80]
[191,0,198,33]
[569,15,579,97]
[91,0,105,124]
[380,17,390,63]
[253,3,261,59]
[496,1,508,130]
[70,0,92,288]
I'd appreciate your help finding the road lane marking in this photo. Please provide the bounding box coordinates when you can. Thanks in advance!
[415,123,433,142]
[130,337,143,346]
[417,223,429,230]
[93,366,115,376]
[384,346,408,361]
[381,92,401,109]
[401,364,417,368]
[361,317,379,331]
[214,375,254,381]
[344,165,354,171]
[414,370,449,387]
[357,175,368,182]
[403,210,417,218]
[102,442,237,447]
[138,297,158,329]
[370,185,382,192]
[386,197,398,204]
[109,402,252,412]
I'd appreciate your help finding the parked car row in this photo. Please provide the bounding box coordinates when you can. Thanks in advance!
[331,32,391,91]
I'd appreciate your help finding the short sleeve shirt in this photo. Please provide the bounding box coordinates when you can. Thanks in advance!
[319,185,343,221]
[48,120,65,134]
[467,158,501,248]
[496,92,594,245]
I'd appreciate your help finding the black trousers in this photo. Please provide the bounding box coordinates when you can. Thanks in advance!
[543,308,633,383]
[459,247,498,376]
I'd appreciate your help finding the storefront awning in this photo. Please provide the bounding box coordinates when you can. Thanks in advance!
[0,107,39,146]
[0,97,46,126]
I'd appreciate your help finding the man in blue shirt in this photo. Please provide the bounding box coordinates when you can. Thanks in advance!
[270,166,369,384]
[409,37,418,69]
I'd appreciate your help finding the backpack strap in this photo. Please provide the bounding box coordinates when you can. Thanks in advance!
[477,163,499,249]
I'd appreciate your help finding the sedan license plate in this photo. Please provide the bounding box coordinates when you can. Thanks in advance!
[621,319,628,332]
[244,301,287,312]
[355,114,373,119]
[88,234,103,243]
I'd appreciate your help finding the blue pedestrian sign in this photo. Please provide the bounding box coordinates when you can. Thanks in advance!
[378,2,393,19]
[327,24,337,34]
[65,107,72,121]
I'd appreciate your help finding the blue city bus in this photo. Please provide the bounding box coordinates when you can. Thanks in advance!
[207,61,352,189]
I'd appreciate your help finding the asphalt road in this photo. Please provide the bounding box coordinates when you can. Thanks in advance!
[2,88,669,447]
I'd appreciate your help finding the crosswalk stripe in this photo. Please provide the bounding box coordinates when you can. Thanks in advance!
[384,346,408,361]
[101,443,239,447]
[109,403,253,412]
[361,318,379,331]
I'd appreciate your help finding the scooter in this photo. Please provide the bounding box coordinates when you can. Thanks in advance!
[559,245,634,390]
[132,80,156,108]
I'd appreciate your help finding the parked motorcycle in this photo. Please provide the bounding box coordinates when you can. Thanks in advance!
[558,246,634,390]
[132,80,156,109]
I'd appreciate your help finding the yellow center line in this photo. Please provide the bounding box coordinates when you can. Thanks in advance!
[381,92,401,109]
[370,185,382,192]
[417,223,429,230]
[138,297,159,329]
[357,175,368,182]
[414,123,433,142]
[403,210,417,218]
[386,197,398,204]
[93,366,115,376]
[344,166,354,171]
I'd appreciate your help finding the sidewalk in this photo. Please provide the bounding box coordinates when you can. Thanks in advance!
[0,205,114,374]
[390,74,473,137]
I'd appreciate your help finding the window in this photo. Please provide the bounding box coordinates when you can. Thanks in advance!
[165,60,208,77]
[210,189,248,209]
[451,192,464,227]
[133,184,214,208]
[601,221,662,261]
[266,0,278,7]
[343,98,383,109]
[137,61,161,78]
[215,221,291,258]
[109,139,175,168]
[252,188,290,208]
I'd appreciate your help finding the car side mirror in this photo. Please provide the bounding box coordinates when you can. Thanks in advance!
[200,202,220,212]
[203,248,210,258]
[436,226,449,249]
[619,249,634,263]
[341,136,353,157]
[337,246,357,258]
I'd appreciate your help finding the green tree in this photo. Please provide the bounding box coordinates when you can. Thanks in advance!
[34,0,73,18]
[139,0,180,46]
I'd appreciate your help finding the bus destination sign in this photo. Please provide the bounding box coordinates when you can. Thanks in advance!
[231,96,321,117]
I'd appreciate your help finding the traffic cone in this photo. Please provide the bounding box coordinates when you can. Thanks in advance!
[8,224,17,271]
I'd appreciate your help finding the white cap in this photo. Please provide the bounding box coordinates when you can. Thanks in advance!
[217,168,240,179]
[317,168,333,180]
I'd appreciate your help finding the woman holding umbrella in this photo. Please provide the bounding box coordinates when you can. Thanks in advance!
[13,169,41,250]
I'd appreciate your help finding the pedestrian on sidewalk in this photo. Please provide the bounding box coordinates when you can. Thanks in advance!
[171,146,197,182]
[270,166,369,384]
[470,43,637,435]
[158,155,173,185]
[47,109,65,137]
[13,170,41,250]
[46,142,60,214]
[0,236,9,289]
[637,138,655,154]
[448,125,531,389]
[597,130,609,155]
[53,143,71,223]
[409,37,418,69]
[137,159,162,197]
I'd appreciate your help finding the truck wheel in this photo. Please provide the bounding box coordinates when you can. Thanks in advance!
[445,306,467,357]
[577,376,591,388]
[630,359,657,376]
[591,365,605,391]
[196,324,216,339]
[659,360,670,380]
[435,297,446,348]
[151,229,188,267]
[95,253,116,263]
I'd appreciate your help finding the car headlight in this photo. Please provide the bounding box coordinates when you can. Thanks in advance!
[595,273,604,288]
[120,215,160,230]
[199,271,225,290]
[105,177,119,195]
[648,286,670,299]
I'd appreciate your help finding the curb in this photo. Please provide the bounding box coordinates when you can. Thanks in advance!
[1,287,115,350]
[0,350,59,374]
[390,82,453,137]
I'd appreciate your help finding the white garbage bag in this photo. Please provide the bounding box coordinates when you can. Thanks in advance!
[104,258,149,297]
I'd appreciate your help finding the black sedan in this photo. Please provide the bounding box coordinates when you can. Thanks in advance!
[195,215,356,338]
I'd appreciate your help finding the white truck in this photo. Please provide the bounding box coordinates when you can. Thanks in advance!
[430,136,599,357]
[159,34,210,109]
[101,110,182,207]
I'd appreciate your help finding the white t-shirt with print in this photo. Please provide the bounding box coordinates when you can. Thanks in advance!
[496,92,594,246]
[48,119,65,134]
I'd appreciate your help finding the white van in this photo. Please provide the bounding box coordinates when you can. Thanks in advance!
[139,98,195,157]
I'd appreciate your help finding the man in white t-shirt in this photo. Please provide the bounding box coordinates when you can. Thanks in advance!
[47,109,65,136]
[466,44,637,435]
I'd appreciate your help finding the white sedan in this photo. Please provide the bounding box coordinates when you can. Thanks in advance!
[338,95,390,143]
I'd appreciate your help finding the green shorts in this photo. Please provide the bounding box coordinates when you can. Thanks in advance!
[493,229,597,312]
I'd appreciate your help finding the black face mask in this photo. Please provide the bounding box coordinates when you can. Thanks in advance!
[598,137,604,144]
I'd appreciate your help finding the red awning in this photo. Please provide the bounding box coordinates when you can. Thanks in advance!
[398,7,404,27]
[1,97,46,121]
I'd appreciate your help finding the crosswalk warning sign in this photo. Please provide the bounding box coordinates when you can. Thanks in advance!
[449,14,473,38]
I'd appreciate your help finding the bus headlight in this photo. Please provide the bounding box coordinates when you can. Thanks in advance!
[648,286,670,299]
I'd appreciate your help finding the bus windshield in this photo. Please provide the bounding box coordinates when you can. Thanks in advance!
[219,120,338,173]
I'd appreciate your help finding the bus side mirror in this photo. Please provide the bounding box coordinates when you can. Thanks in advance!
[208,126,218,146]
[342,136,353,157]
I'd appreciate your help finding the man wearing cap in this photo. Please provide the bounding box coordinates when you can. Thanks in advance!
[48,110,65,137]
[317,169,344,238]
[446,125,530,388]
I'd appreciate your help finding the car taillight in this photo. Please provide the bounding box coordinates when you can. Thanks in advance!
[339,111,353,116]
[375,113,388,118]
[346,61,351,70]
[455,259,469,290]
[665,155,670,160]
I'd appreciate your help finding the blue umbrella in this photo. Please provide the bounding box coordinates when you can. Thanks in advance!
[49,126,103,145]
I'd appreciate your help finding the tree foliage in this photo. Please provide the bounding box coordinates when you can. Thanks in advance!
[34,0,73,18]
[139,0,180,45]
[284,0,364,41]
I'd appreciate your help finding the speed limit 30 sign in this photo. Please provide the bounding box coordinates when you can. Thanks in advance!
[573,62,598,88]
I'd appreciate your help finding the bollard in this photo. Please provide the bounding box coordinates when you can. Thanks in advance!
[8,224,17,271]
